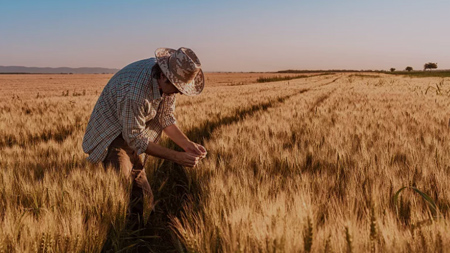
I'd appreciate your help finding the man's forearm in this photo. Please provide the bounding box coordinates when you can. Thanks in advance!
[145,140,200,167]
[163,124,190,149]
[145,141,180,163]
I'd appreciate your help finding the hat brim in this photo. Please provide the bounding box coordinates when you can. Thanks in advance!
[155,48,205,96]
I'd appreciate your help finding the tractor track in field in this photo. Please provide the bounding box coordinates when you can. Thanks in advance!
[0,123,83,149]
[316,76,341,88]
[306,75,342,113]
[185,88,310,143]
[175,74,340,108]
[308,89,338,113]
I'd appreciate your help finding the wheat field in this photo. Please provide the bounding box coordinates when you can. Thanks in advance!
[1,72,450,252]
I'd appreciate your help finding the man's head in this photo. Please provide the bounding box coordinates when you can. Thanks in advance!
[154,47,205,96]
[152,64,180,95]
[158,73,181,95]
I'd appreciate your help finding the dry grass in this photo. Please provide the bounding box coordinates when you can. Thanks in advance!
[1,72,450,252]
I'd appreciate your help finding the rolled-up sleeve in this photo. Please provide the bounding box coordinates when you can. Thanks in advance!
[159,94,177,129]
[119,97,151,155]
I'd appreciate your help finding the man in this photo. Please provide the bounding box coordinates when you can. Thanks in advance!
[82,47,207,222]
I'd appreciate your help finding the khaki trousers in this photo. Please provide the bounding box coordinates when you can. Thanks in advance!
[102,135,154,224]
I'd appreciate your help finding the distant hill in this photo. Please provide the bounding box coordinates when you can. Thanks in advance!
[0,66,119,74]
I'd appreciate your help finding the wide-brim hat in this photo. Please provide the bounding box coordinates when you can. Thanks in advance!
[155,47,205,96]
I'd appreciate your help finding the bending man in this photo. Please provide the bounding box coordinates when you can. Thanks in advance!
[82,47,207,222]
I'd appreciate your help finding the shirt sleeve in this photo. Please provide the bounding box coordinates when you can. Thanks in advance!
[159,94,177,129]
[119,97,151,155]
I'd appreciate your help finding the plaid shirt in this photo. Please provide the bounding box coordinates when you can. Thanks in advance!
[82,58,176,163]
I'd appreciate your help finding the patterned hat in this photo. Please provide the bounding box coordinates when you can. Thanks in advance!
[155,47,205,96]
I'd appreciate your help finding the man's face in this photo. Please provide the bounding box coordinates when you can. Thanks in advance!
[157,73,181,95]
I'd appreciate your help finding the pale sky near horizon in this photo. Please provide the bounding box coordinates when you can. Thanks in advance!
[1,0,449,72]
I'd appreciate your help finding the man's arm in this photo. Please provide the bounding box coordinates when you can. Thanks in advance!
[158,94,204,155]
[158,95,205,162]
[145,141,199,167]
[163,124,207,158]
[119,96,200,167]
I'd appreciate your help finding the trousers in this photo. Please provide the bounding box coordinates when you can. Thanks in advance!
[102,134,154,224]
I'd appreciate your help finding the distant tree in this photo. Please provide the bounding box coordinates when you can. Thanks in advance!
[405,66,413,72]
[390,68,396,72]
[424,62,438,71]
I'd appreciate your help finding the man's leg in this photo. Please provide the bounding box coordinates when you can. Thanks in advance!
[103,135,154,226]
[130,154,154,224]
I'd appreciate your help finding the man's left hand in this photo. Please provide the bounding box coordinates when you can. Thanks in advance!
[183,141,207,159]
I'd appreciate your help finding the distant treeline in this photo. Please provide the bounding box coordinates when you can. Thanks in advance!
[278,69,450,78]
[257,73,331,83]
[386,70,450,78]
[277,69,380,73]
[257,75,309,83]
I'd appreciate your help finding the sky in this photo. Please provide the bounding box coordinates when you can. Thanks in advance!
[1,0,449,72]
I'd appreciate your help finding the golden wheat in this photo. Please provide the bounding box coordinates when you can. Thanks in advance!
[1,73,450,252]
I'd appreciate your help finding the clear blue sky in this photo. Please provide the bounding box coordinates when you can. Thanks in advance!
[1,0,449,71]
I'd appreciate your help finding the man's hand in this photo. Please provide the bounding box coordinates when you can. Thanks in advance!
[183,141,207,158]
[176,152,202,167]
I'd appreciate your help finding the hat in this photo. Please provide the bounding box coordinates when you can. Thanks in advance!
[155,47,205,96]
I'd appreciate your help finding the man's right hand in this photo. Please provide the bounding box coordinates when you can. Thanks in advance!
[176,152,201,167]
